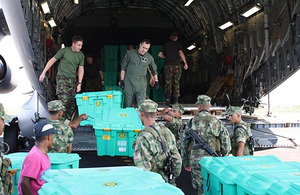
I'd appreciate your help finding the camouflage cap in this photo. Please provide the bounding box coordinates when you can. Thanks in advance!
[195,95,211,105]
[227,106,242,115]
[171,103,184,114]
[138,99,158,113]
[0,103,11,121]
[48,100,66,111]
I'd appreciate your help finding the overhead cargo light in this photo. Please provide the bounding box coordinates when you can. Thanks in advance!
[187,44,196,50]
[184,0,194,6]
[41,2,50,14]
[74,0,79,4]
[241,5,261,18]
[48,18,56,27]
[218,21,233,30]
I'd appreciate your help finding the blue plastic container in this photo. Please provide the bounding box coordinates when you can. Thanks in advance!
[39,166,184,195]
[94,107,144,157]
[200,155,283,195]
[236,170,300,195]
[75,91,123,126]
[5,152,80,195]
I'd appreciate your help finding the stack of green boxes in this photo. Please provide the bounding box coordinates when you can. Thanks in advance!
[5,152,81,195]
[200,155,300,195]
[76,90,144,157]
[101,45,119,87]
[39,166,184,194]
[151,45,165,102]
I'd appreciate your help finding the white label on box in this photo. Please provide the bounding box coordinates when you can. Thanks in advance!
[117,141,127,147]
[119,147,126,152]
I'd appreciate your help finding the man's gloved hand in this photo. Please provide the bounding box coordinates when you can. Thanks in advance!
[153,81,159,90]
[120,80,125,89]
[101,81,104,86]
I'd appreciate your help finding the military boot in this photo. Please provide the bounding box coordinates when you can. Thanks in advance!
[165,93,171,106]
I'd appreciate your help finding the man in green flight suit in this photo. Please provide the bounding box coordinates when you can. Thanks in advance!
[181,95,231,195]
[133,99,182,185]
[227,106,253,156]
[120,39,159,107]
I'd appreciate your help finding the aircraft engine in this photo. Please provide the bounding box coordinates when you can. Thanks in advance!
[0,54,17,93]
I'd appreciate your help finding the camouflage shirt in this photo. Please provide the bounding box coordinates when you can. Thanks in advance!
[133,122,182,181]
[231,120,252,156]
[181,110,231,167]
[48,120,74,153]
[165,117,182,142]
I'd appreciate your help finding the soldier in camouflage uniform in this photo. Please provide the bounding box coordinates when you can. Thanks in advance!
[47,100,74,153]
[227,106,253,156]
[162,103,184,148]
[181,95,231,195]
[158,32,188,105]
[39,35,85,121]
[133,99,182,184]
[0,103,12,194]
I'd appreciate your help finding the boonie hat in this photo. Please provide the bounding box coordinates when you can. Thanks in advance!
[0,103,12,121]
[171,103,184,114]
[34,120,57,138]
[195,95,211,105]
[138,99,158,113]
[48,100,66,111]
[227,106,243,116]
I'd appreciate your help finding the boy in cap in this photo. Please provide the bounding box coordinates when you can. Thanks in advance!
[133,99,182,184]
[18,121,57,195]
[161,103,184,148]
[47,100,87,153]
[227,106,253,156]
[181,95,231,194]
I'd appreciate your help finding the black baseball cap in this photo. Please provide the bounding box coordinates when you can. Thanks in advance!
[34,121,57,138]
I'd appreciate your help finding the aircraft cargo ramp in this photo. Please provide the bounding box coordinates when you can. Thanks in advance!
[72,104,300,151]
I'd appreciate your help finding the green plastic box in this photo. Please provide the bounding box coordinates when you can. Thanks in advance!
[5,152,80,195]
[102,45,119,60]
[120,45,129,60]
[152,87,165,102]
[269,182,300,195]
[200,155,283,195]
[155,59,164,74]
[39,166,184,194]
[236,170,300,195]
[75,91,122,126]
[103,72,118,86]
[104,86,122,91]
[103,60,119,72]
[150,45,162,60]
[94,107,144,157]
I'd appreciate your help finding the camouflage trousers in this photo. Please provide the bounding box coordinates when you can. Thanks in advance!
[56,75,77,121]
[191,159,203,195]
[83,78,102,92]
[0,156,3,195]
[163,65,182,97]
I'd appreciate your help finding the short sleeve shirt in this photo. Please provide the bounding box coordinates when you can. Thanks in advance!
[54,47,85,79]
[160,41,183,66]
